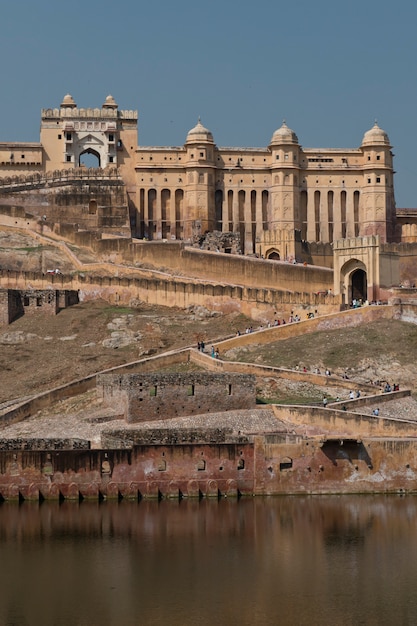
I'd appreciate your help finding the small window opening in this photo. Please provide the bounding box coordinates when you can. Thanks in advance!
[280,458,293,471]
[237,459,245,470]
[197,459,206,471]
[158,459,166,471]
[36,297,42,307]
[23,296,29,307]
[150,386,157,397]
[187,384,195,397]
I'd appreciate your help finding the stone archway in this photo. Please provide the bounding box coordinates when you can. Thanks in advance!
[79,148,101,168]
[351,268,367,303]
[265,248,280,260]
[339,258,367,306]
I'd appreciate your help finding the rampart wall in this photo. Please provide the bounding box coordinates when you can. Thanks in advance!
[0,168,131,236]
[0,288,79,325]
[271,400,416,438]
[39,224,335,295]
[0,435,417,501]
[213,305,394,353]
[97,372,256,423]
[0,268,340,320]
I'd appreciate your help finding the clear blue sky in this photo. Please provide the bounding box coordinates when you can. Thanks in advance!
[1,0,416,207]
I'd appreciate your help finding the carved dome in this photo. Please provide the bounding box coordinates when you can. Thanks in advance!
[61,94,76,108]
[186,118,214,144]
[270,121,299,145]
[102,94,118,109]
[361,122,390,146]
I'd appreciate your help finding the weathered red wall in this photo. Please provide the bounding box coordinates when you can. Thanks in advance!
[1,436,417,501]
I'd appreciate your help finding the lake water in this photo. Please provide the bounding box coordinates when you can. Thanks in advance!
[0,495,416,626]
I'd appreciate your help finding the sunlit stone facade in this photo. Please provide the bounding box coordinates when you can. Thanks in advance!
[0,95,397,262]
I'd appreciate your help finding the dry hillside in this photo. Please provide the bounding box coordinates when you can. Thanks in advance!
[1,228,417,408]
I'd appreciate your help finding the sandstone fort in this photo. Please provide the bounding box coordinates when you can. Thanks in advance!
[0,95,417,500]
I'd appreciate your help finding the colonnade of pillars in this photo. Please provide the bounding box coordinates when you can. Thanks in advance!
[303,189,360,241]
[139,188,184,240]
[138,187,360,249]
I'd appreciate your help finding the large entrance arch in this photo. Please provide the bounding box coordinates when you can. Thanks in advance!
[339,258,368,306]
[79,148,101,168]
[351,268,367,302]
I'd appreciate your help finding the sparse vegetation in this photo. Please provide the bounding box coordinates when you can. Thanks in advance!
[1,229,417,408]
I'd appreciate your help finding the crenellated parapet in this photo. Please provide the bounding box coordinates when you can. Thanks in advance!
[41,108,137,120]
[332,235,380,250]
[0,167,122,191]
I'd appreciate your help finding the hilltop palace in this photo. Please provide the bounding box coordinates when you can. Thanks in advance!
[0,93,417,305]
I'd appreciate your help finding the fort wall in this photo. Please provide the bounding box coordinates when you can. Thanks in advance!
[0,436,417,500]
[0,268,340,321]
[0,288,79,325]
[271,400,416,438]
[0,168,131,236]
[97,372,256,423]
[213,305,394,352]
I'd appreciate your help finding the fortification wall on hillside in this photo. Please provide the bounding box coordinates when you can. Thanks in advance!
[97,372,256,423]
[0,268,341,319]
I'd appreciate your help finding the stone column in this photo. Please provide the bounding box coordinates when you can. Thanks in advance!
[155,189,162,240]
[255,191,263,245]
[333,189,342,241]
[346,190,355,238]
[143,189,149,239]
[169,188,176,239]
[222,188,229,232]
[232,190,239,231]
[306,189,316,241]
[320,193,330,243]
[244,192,253,254]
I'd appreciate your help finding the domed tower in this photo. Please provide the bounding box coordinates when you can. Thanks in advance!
[184,119,216,240]
[60,94,77,109]
[102,94,118,110]
[360,122,396,242]
[269,121,301,235]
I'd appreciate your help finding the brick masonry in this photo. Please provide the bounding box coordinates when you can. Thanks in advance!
[97,372,256,423]
[0,288,79,325]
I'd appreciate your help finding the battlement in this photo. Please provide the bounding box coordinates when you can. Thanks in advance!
[0,167,122,192]
[41,107,137,120]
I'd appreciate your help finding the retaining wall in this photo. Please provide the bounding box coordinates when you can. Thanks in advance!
[1,435,417,501]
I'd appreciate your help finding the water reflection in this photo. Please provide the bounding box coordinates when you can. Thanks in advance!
[0,496,416,625]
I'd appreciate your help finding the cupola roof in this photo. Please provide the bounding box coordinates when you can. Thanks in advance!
[270,121,299,145]
[61,94,76,108]
[361,122,390,146]
[186,118,214,144]
[102,94,118,109]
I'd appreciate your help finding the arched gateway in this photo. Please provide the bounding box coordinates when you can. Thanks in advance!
[333,236,399,306]
[339,258,367,305]
[351,268,367,303]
